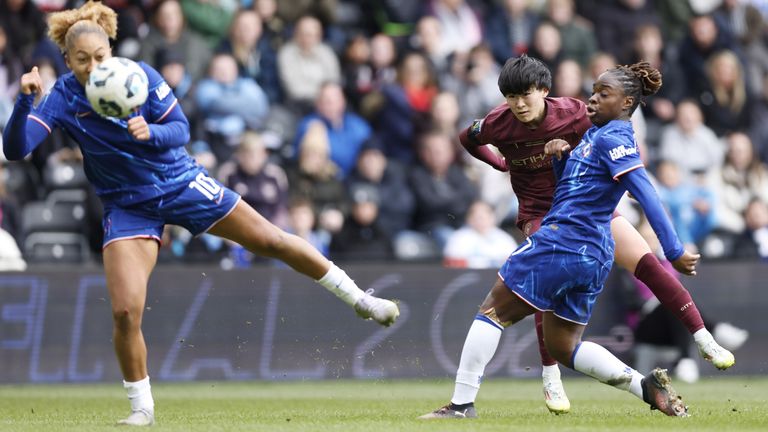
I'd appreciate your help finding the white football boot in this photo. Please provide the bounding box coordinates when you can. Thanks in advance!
[117,408,155,426]
[353,289,399,327]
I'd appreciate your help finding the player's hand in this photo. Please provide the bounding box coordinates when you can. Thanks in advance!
[127,115,150,141]
[671,250,700,276]
[20,66,44,96]
[544,139,571,160]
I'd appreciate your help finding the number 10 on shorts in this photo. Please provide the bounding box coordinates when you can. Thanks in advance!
[188,172,221,200]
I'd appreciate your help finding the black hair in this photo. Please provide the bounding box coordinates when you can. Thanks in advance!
[497,54,552,96]
[608,61,662,113]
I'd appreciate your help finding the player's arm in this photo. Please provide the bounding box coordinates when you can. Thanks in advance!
[619,168,698,275]
[458,123,507,171]
[544,138,571,181]
[2,67,52,160]
[129,64,190,148]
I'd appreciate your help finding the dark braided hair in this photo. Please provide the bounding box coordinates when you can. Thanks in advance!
[611,61,662,113]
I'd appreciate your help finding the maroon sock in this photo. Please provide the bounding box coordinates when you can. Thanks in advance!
[634,253,705,333]
[535,311,557,366]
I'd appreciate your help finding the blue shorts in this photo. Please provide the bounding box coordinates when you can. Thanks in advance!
[498,230,612,325]
[102,172,240,248]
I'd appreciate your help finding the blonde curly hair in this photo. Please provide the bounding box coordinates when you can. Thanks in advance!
[47,1,117,52]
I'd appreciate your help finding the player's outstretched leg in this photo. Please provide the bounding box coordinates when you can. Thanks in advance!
[641,368,689,417]
[535,312,570,414]
[571,341,688,417]
[317,265,399,327]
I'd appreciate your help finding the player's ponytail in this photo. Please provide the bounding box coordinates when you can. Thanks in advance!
[47,1,118,52]
[612,61,662,113]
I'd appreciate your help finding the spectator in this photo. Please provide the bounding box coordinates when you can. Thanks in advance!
[0,162,22,248]
[658,99,723,179]
[180,0,236,48]
[545,0,597,69]
[252,0,287,49]
[528,21,565,73]
[277,15,341,113]
[373,51,439,164]
[411,16,453,77]
[346,139,415,239]
[195,53,271,161]
[713,132,768,234]
[329,184,394,262]
[750,71,768,163]
[551,59,588,101]
[655,160,717,247]
[593,0,660,65]
[139,0,212,80]
[679,13,743,99]
[0,22,23,130]
[293,82,372,178]
[286,197,330,257]
[0,0,46,66]
[443,200,517,269]
[631,24,688,142]
[409,129,478,249]
[698,49,754,137]
[735,198,768,259]
[286,121,349,235]
[444,44,503,126]
[220,131,289,227]
[341,33,374,112]
[426,0,482,58]
[713,0,768,96]
[216,8,282,104]
[485,0,539,64]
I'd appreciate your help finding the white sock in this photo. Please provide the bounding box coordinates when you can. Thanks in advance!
[692,327,713,346]
[124,376,155,413]
[572,341,644,399]
[542,363,561,379]
[451,317,503,405]
[316,263,364,306]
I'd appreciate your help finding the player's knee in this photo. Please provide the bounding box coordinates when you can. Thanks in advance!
[112,305,143,332]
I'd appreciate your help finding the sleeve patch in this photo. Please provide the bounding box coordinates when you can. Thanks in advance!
[155,82,171,101]
[608,145,637,161]
[469,119,483,139]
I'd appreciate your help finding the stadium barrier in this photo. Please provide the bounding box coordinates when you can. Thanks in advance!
[0,263,765,383]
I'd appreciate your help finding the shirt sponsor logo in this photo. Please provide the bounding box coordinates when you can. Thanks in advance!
[608,145,637,161]
[155,82,171,100]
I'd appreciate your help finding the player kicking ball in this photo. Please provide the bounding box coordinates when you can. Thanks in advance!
[421,61,697,419]
[423,54,734,417]
[3,1,398,426]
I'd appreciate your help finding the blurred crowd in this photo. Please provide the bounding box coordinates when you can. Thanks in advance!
[2,0,768,270]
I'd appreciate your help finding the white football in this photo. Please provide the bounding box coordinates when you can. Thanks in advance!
[85,57,149,119]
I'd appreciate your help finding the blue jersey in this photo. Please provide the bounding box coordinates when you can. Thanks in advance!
[27,62,196,206]
[541,120,644,264]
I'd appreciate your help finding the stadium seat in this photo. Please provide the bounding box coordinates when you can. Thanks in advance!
[43,161,89,190]
[22,198,86,234]
[23,232,90,263]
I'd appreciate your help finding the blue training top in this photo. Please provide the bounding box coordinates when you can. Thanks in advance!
[2,61,197,207]
[542,119,684,264]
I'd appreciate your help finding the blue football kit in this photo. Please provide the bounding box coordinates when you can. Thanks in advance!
[2,62,240,247]
[499,120,684,324]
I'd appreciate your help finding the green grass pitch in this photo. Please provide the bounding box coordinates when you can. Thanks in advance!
[1,377,766,431]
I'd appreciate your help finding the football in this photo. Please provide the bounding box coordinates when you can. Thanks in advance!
[85,57,149,119]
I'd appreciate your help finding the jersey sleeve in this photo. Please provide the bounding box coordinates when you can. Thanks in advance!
[28,85,65,132]
[595,129,644,180]
[141,62,179,123]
